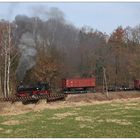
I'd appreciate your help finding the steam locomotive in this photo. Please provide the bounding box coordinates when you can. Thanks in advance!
[17,82,50,97]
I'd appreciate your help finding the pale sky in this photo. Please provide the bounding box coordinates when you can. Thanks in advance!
[0,2,140,34]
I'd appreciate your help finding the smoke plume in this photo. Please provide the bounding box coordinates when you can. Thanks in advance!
[31,5,65,22]
[15,15,37,81]
[15,6,65,81]
[16,32,36,81]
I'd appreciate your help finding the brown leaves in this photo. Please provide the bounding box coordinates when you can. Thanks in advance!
[29,47,61,85]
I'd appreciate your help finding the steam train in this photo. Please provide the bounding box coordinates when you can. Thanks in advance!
[16,78,96,97]
[16,78,140,98]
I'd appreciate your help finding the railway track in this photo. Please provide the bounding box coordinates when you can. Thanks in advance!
[0,94,67,104]
[0,88,137,104]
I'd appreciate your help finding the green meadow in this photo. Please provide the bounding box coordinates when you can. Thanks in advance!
[0,99,140,138]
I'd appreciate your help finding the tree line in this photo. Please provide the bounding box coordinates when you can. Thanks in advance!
[0,13,140,97]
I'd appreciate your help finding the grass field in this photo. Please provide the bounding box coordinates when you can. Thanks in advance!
[0,98,140,138]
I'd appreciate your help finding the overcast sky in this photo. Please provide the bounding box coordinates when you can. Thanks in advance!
[0,2,140,34]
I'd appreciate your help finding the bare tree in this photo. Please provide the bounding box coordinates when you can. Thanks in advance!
[0,21,17,97]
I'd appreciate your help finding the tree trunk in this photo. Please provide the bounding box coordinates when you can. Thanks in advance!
[7,23,11,96]
[4,44,7,97]
[0,75,2,97]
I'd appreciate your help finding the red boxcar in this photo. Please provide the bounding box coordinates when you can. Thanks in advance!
[134,79,140,90]
[62,78,96,93]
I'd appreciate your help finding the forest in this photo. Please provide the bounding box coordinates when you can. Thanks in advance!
[0,7,140,97]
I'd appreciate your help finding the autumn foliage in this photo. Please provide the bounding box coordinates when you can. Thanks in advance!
[0,16,140,96]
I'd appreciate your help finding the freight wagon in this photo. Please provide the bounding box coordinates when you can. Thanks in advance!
[62,78,96,94]
[134,79,140,90]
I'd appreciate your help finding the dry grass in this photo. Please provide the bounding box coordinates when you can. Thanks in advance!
[75,116,93,122]
[106,119,132,125]
[0,91,140,116]
[1,120,20,125]
[52,112,77,120]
